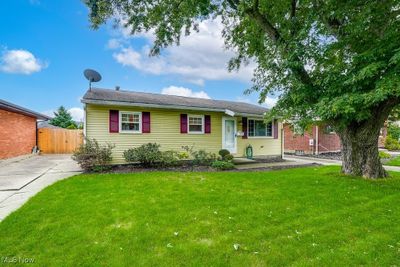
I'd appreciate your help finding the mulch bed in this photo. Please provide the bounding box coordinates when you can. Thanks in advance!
[89,159,320,174]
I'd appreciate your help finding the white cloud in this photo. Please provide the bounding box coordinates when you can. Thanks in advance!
[106,38,122,50]
[161,86,210,99]
[0,49,47,74]
[264,97,278,109]
[110,17,255,85]
[68,107,84,122]
[41,110,55,118]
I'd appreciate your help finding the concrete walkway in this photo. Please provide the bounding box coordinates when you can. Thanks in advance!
[284,155,400,172]
[0,155,81,221]
[235,160,316,170]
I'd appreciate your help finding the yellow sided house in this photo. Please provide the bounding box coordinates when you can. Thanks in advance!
[82,88,282,164]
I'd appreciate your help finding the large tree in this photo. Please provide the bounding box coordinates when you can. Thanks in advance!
[84,0,400,178]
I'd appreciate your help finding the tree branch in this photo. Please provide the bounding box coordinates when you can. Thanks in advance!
[245,0,314,87]
[290,0,297,19]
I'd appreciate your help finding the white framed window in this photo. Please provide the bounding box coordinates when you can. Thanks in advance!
[188,114,204,134]
[120,111,142,133]
[248,119,273,137]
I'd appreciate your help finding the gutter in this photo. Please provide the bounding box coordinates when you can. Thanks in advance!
[0,100,51,120]
[82,99,267,118]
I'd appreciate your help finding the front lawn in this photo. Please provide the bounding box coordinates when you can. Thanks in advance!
[1,166,400,266]
[385,156,400,167]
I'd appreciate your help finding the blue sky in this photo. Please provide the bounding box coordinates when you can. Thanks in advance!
[0,0,275,121]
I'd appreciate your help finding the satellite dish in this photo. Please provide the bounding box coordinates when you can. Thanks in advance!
[84,69,102,90]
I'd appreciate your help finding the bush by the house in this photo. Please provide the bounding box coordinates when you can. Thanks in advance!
[159,150,180,167]
[211,160,235,170]
[224,154,234,162]
[123,143,162,167]
[218,149,230,159]
[72,138,114,172]
[385,136,400,151]
[192,149,217,166]
[123,143,180,167]
[379,151,392,159]
[177,151,190,160]
[218,149,234,162]
[181,145,217,166]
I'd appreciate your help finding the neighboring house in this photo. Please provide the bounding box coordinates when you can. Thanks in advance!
[284,123,341,155]
[0,99,50,159]
[284,121,388,155]
[82,88,282,164]
[37,121,63,129]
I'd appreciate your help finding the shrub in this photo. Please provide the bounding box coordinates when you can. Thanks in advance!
[385,136,400,151]
[123,143,162,166]
[192,150,217,165]
[159,151,180,167]
[379,151,392,159]
[218,149,230,159]
[177,151,190,160]
[224,154,234,162]
[388,124,400,141]
[211,160,235,170]
[72,138,114,172]
[66,124,77,129]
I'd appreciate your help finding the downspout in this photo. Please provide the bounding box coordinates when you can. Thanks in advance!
[315,125,319,155]
[83,103,87,142]
[281,125,284,159]
[35,120,38,147]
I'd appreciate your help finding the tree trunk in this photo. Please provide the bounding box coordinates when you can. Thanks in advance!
[339,125,387,179]
[336,99,400,179]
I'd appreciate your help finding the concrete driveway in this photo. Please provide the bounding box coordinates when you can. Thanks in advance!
[0,155,81,221]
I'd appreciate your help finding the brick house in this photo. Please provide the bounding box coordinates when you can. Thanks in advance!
[283,123,341,155]
[0,99,50,159]
[284,122,388,155]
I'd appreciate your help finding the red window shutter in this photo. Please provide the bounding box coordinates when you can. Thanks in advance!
[205,115,211,134]
[242,117,248,139]
[180,114,188,133]
[142,112,151,133]
[273,119,279,139]
[109,110,119,133]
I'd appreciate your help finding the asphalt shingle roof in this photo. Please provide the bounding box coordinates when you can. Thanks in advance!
[0,99,51,120]
[82,88,268,116]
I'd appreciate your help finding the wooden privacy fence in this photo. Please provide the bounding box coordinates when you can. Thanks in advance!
[38,128,83,154]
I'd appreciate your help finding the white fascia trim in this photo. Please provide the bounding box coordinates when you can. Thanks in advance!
[82,99,268,118]
[82,99,225,113]
[225,109,235,117]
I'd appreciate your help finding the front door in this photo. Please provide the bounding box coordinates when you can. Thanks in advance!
[222,118,237,153]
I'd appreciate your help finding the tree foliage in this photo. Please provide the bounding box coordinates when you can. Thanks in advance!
[49,106,77,129]
[84,0,400,126]
[84,0,400,177]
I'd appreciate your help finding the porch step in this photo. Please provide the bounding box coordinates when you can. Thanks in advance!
[232,157,257,165]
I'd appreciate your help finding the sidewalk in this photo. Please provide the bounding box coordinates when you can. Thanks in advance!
[0,155,81,221]
[284,155,400,172]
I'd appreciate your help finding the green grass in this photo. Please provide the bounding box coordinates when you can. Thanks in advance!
[385,156,400,166]
[2,166,400,266]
